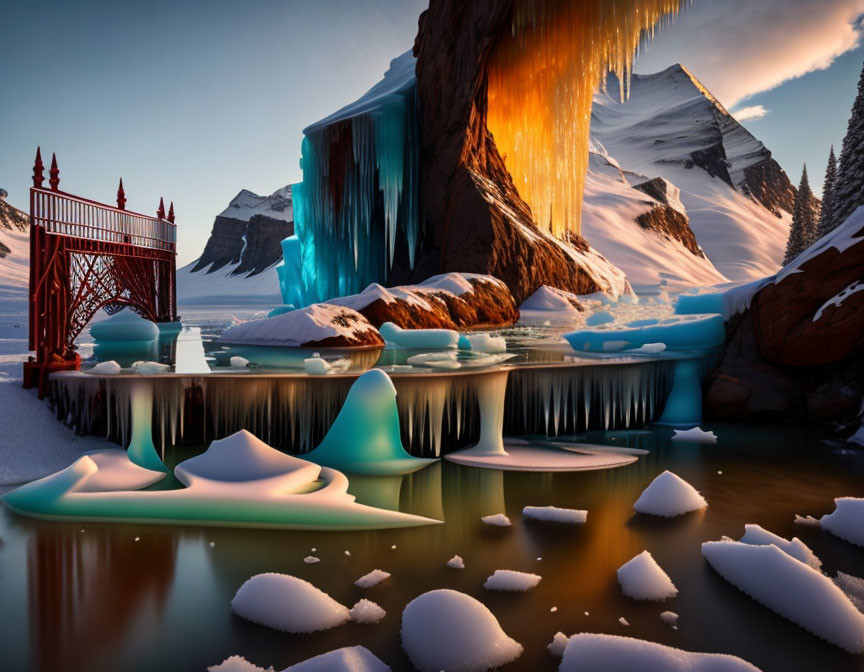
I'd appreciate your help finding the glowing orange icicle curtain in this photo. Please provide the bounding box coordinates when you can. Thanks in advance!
[487,0,684,238]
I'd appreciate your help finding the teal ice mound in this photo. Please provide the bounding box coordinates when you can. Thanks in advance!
[379,322,459,349]
[585,310,614,326]
[656,359,703,426]
[401,589,523,672]
[564,314,724,352]
[305,369,436,475]
[267,304,295,317]
[675,292,724,316]
[231,573,350,633]
[90,310,159,341]
[175,430,320,491]
[559,634,762,671]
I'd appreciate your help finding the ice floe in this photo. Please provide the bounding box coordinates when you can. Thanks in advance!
[820,497,864,548]
[349,599,386,624]
[481,513,511,527]
[633,471,707,517]
[211,646,392,672]
[671,427,718,443]
[738,524,821,569]
[208,655,273,672]
[87,360,122,375]
[484,569,542,591]
[355,569,390,588]
[231,573,350,633]
[702,540,864,653]
[400,589,523,672]
[564,314,725,353]
[617,551,678,600]
[229,356,249,368]
[446,555,465,569]
[559,634,762,671]
[660,611,679,627]
[548,631,570,657]
[523,505,587,524]
[463,333,507,353]
[379,321,459,349]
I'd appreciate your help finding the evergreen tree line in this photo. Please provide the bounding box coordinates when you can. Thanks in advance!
[784,58,864,265]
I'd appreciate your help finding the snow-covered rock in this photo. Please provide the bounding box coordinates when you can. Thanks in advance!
[483,569,542,591]
[617,551,678,601]
[738,524,822,569]
[355,569,390,589]
[231,573,350,633]
[702,541,864,653]
[633,471,708,517]
[400,589,523,672]
[522,506,587,525]
[559,633,762,671]
[820,497,864,548]
[219,304,383,348]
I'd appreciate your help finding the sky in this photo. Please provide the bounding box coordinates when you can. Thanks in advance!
[1,0,862,266]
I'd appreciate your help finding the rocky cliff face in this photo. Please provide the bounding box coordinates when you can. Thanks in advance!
[0,195,29,260]
[412,0,631,304]
[192,186,293,276]
[706,207,864,427]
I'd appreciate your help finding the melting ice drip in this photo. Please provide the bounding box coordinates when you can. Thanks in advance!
[487,0,683,235]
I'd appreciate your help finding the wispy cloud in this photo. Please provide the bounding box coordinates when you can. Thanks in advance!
[731,105,769,122]
[635,0,864,107]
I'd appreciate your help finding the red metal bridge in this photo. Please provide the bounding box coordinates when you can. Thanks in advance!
[24,149,177,394]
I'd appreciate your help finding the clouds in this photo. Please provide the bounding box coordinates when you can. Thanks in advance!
[635,0,864,108]
[732,105,768,122]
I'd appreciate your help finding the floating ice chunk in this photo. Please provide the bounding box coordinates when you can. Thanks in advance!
[548,632,570,657]
[671,427,718,443]
[660,611,679,626]
[400,589,523,672]
[617,551,678,601]
[355,569,390,588]
[633,471,707,518]
[626,343,666,354]
[207,655,273,672]
[675,292,725,316]
[305,369,436,475]
[379,322,459,349]
[484,569,542,591]
[464,333,507,353]
[820,498,864,548]
[304,556,320,564]
[304,355,331,375]
[835,572,864,613]
[564,314,725,353]
[131,361,170,375]
[702,541,864,653]
[618,617,630,626]
[738,524,822,569]
[350,599,386,624]
[405,350,461,369]
[231,573,350,633]
[88,360,121,375]
[523,506,587,524]
[229,356,249,369]
[90,310,159,341]
[559,634,762,671]
[481,513,511,526]
[586,311,614,326]
[283,646,391,672]
[794,514,820,527]
[446,555,465,569]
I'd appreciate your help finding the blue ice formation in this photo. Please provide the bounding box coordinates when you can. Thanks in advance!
[304,369,437,475]
[655,358,704,427]
[90,310,159,341]
[585,311,615,326]
[277,51,422,306]
[379,322,459,350]
[128,381,169,472]
[267,304,295,318]
[674,293,724,316]
[564,314,725,353]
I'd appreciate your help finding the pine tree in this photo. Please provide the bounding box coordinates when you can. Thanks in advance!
[784,164,817,265]
[831,58,864,230]
[816,146,838,238]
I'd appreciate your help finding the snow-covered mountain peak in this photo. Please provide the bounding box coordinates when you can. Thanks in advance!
[218,185,293,223]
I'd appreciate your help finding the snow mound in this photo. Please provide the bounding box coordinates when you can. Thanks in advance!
[447,555,465,569]
[702,541,864,653]
[518,286,583,324]
[219,303,381,347]
[283,646,391,672]
[208,656,273,672]
[738,524,821,569]
[90,310,158,341]
[231,573,350,633]
[523,505,587,525]
[355,569,390,589]
[671,427,717,443]
[88,361,121,375]
[548,632,570,657]
[350,599,386,624]
[379,322,459,349]
[617,551,678,601]
[820,498,864,548]
[634,471,707,517]
[481,513,511,527]
[464,333,506,353]
[559,633,762,671]
[484,569,542,591]
[400,589,523,672]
